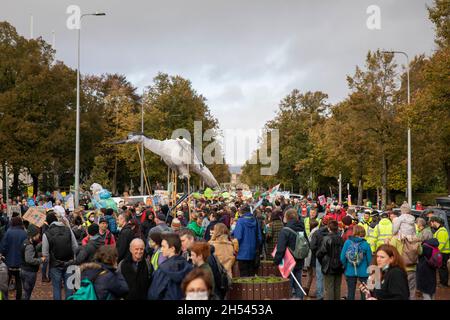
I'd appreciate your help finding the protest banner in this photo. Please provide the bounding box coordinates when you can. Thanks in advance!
[22,207,47,227]
[318,195,326,206]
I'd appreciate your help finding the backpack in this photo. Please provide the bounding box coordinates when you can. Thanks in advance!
[423,243,443,269]
[0,258,8,294]
[106,216,118,235]
[401,237,420,267]
[345,240,364,274]
[207,253,231,299]
[47,225,73,262]
[66,270,107,300]
[285,227,310,259]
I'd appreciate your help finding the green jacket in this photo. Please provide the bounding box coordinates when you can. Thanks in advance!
[187,221,204,238]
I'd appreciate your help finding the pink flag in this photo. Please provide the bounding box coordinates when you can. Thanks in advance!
[271,246,296,279]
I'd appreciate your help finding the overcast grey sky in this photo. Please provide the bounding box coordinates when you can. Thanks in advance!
[1,0,437,165]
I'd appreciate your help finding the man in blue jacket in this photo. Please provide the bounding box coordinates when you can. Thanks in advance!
[0,216,27,300]
[232,204,262,277]
[148,233,193,300]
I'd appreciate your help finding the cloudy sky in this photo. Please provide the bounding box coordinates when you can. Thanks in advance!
[1,0,437,165]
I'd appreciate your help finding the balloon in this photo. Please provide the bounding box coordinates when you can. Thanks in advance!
[204,188,214,199]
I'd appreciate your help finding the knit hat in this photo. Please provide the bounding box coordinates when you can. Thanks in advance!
[88,223,99,236]
[400,202,411,215]
[27,224,40,238]
[342,215,353,226]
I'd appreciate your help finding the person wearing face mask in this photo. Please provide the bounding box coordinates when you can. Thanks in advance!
[181,268,214,300]
[82,212,96,229]
[20,224,42,300]
[359,244,409,300]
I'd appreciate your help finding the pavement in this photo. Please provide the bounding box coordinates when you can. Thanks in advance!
[7,270,450,300]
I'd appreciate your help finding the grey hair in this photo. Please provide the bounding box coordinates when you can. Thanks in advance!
[416,217,427,227]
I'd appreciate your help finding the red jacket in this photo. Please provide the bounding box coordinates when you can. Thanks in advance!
[82,229,116,246]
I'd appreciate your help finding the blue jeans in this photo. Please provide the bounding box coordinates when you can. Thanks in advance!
[49,266,73,300]
[290,262,304,299]
[315,258,324,299]
[42,259,49,279]
[20,270,37,300]
[346,276,368,300]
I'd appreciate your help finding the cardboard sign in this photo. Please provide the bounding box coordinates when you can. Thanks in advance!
[23,207,47,227]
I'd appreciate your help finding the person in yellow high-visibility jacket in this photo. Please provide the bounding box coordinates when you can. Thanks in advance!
[358,211,372,236]
[370,212,394,252]
[304,209,322,237]
[365,218,378,253]
[430,216,450,287]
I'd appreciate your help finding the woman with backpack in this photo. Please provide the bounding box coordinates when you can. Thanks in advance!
[340,225,372,300]
[417,238,441,300]
[70,245,129,300]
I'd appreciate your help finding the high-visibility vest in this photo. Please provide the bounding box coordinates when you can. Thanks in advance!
[365,225,377,251]
[434,227,450,254]
[358,221,370,236]
[305,217,322,237]
[373,218,393,251]
[151,249,161,271]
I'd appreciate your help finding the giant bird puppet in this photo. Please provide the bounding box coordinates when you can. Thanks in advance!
[113,133,219,189]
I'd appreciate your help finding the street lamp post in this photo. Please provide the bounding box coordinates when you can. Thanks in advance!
[140,99,144,195]
[75,12,106,208]
[382,50,411,207]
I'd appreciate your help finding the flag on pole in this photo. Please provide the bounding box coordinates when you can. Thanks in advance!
[269,183,281,196]
[271,246,296,279]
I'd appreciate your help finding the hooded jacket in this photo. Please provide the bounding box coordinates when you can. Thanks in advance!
[417,238,439,295]
[316,231,344,275]
[147,255,193,300]
[340,236,372,277]
[0,226,27,268]
[309,226,329,255]
[232,213,262,261]
[75,235,104,265]
[80,262,129,300]
[392,213,416,237]
[273,219,305,266]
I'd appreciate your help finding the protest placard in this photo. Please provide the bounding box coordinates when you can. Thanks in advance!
[22,207,47,227]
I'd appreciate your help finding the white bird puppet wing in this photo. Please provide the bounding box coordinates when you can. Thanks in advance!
[113,133,219,188]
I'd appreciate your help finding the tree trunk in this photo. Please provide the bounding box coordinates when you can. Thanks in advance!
[381,153,388,210]
[12,168,20,198]
[446,162,450,195]
[2,162,6,199]
[358,179,363,206]
[31,174,39,196]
